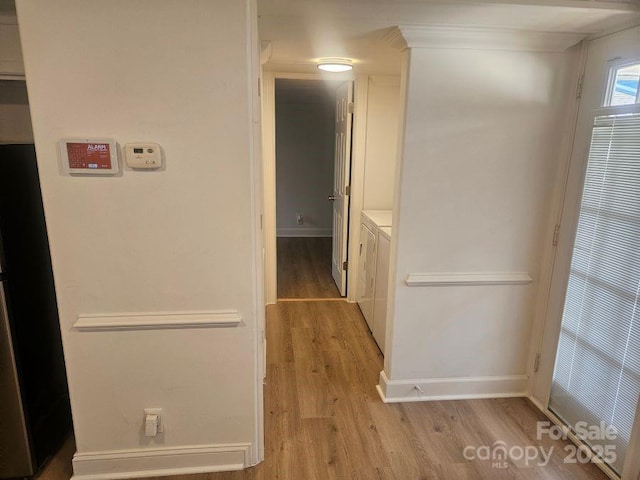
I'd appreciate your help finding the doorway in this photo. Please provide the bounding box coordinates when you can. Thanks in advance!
[532,53,640,480]
[268,76,354,300]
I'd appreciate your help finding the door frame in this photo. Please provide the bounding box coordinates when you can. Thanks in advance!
[261,70,370,304]
[528,35,640,479]
[534,103,640,480]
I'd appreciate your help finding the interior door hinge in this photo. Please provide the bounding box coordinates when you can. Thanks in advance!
[345,185,351,196]
[343,261,348,271]
[576,73,584,99]
[534,353,541,373]
[257,77,261,97]
[348,102,354,114]
[552,224,561,246]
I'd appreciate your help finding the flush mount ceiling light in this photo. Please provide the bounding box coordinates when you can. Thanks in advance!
[317,58,353,73]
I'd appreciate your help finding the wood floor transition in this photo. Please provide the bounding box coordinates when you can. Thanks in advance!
[40,301,609,480]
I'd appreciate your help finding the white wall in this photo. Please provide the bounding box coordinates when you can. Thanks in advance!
[0,80,33,143]
[275,81,334,237]
[362,76,399,210]
[381,40,578,402]
[16,1,261,478]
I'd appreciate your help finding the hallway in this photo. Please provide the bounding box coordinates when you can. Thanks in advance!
[277,237,341,299]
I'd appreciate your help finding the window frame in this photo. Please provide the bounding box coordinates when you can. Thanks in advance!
[603,57,640,108]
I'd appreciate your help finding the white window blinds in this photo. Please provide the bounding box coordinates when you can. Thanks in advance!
[550,113,640,474]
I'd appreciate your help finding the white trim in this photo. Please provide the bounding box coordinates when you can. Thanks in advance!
[276,227,332,237]
[527,397,621,480]
[593,104,640,117]
[71,443,251,480]
[248,0,265,464]
[261,72,277,305]
[385,25,585,52]
[346,74,370,302]
[377,370,528,403]
[261,71,368,304]
[622,396,640,480]
[527,41,589,402]
[405,272,532,286]
[603,56,640,108]
[73,311,241,331]
[383,50,411,375]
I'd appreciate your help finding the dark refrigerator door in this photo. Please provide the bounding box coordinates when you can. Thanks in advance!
[0,280,34,476]
[0,144,71,475]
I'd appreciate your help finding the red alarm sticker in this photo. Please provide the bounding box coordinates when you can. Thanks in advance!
[66,143,112,169]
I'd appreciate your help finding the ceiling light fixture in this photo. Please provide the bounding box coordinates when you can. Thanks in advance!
[317,58,353,73]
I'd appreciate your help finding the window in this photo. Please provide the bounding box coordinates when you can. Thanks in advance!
[606,62,640,107]
[549,113,640,474]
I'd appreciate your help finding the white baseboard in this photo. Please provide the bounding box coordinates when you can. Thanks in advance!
[71,443,252,480]
[377,370,528,403]
[276,227,332,237]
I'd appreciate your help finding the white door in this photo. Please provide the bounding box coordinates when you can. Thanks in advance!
[331,82,353,296]
[534,56,640,479]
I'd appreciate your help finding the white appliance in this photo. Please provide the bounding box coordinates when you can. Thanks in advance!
[356,210,392,335]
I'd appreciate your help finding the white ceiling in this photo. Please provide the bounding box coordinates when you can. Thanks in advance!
[258,0,640,74]
[2,0,638,74]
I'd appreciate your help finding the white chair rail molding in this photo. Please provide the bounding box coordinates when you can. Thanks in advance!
[73,310,242,331]
[405,272,533,287]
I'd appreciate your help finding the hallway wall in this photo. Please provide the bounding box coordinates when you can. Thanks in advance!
[382,34,581,401]
[16,0,261,478]
[275,80,335,237]
[362,75,400,210]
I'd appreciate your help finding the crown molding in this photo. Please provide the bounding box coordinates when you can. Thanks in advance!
[384,25,586,52]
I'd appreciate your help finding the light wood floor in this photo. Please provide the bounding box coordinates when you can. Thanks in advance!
[277,237,341,299]
[35,435,75,480]
[42,301,609,480]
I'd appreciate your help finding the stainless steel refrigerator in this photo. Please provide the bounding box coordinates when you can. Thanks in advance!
[0,144,71,478]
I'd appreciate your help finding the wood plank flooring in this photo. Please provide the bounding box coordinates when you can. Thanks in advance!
[277,237,341,299]
[43,301,609,480]
[35,435,75,480]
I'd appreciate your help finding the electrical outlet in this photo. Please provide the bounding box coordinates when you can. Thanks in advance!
[144,408,164,433]
[296,213,304,225]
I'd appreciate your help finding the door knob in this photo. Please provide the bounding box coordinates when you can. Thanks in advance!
[328,195,335,201]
